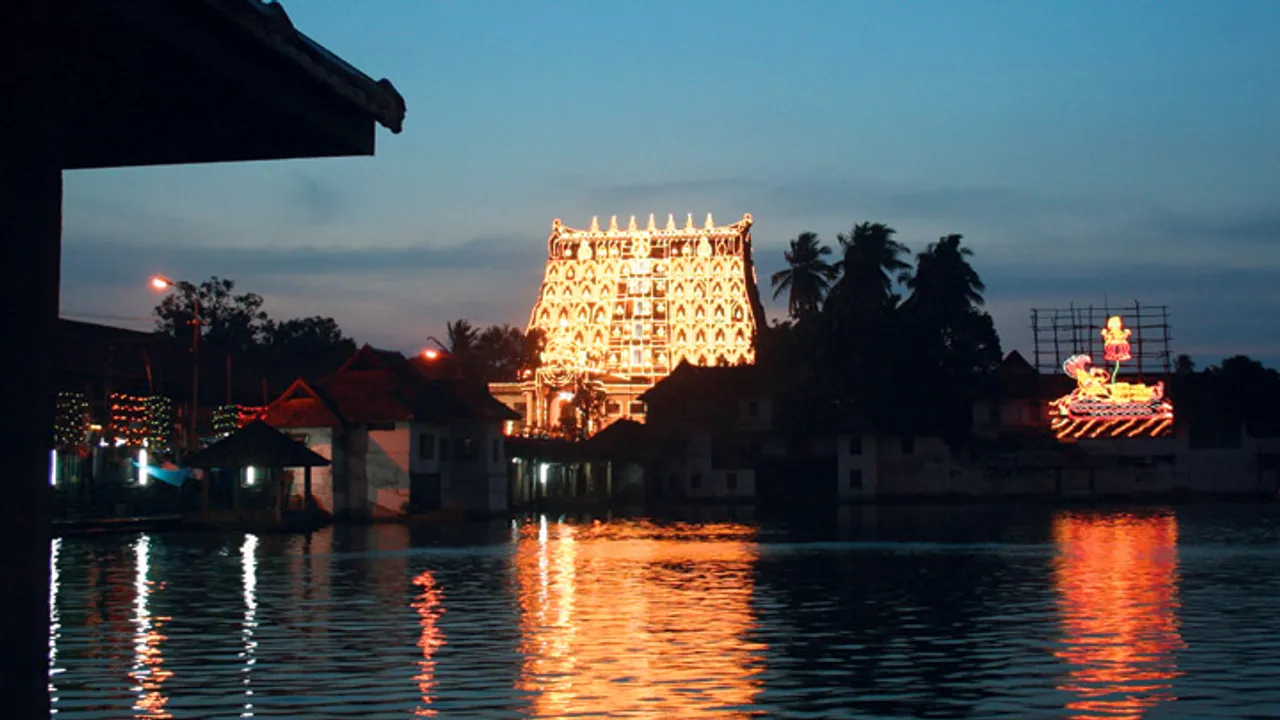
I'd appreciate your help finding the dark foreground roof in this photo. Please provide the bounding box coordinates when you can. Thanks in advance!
[186,419,331,468]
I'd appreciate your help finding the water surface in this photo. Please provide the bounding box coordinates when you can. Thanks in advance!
[48,505,1280,718]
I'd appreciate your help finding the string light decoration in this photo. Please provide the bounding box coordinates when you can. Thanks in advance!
[53,391,90,448]
[1049,318,1174,442]
[108,393,174,450]
[492,213,766,434]
[213,405,267,437]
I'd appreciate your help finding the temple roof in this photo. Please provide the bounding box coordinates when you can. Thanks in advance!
[550,213,753,240]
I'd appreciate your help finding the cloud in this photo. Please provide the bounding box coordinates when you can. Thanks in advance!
[288,173,349,226]
[61,231,546,288]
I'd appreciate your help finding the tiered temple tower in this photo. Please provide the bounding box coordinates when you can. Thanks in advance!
[489,212,766,434]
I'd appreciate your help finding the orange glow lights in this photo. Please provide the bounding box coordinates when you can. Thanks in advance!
[1053,512,1183,719]
[421,348,440,360]
[512,519,765,717]
[150,275,173,291]
[1049,317,1174,442]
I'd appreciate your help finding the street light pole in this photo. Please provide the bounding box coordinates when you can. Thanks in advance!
[151,275,201,450]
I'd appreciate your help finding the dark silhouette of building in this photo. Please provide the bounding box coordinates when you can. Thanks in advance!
[2,2,404,715]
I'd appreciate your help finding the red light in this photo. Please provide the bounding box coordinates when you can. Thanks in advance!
[150,276,171,290]
[422,349,440,360]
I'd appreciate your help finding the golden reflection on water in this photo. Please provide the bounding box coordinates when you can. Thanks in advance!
[1053,512,1184,719]
[130,536,172,719]
[513,518,766,718]
[411,571,446,717]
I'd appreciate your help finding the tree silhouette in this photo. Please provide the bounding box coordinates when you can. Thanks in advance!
[771,231,836,323]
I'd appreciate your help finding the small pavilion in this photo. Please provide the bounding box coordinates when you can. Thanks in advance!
[185,420,332,521]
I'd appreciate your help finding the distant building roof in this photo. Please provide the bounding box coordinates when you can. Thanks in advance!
[263,344,518,428]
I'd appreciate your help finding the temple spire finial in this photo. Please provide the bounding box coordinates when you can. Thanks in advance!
[705,213,715,229]
[666,214,676,231]
[647,213,656,231]
[628,215,637,232]
[589,216,599,233]
[609,215,618,233]
[685,213,694,230]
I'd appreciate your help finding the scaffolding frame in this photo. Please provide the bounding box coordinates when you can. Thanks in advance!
[1030,301,1172,376]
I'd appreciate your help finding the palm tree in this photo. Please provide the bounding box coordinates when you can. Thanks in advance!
[828,222,911,320]
[446,319,477,359]
[770,231,835,322]
[903,234,986,316]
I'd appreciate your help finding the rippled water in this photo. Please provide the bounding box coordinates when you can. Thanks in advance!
[49,506,1280,719]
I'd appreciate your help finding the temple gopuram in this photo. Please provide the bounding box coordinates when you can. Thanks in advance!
[490,213,766,435]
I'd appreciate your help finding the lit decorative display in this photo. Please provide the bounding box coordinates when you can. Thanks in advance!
[54,391,90,448]
[108,393,174,451]
[213,405,266,437]
[1049,317,1174,442]
[493,213,765,434]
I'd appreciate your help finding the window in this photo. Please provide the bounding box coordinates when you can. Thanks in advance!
[418,432,436,460]
[726,472,738,491]
[747,400,759,417]
[454,438,477,462]
[848,436,863,456]
[606,401,621,415]
[901,436,915,454]
[491,438,500,462]
[630,347,643,366]
[629,401,646,415]
[691,473,703,489]
[633,322,644,339]
[848,469,863,490]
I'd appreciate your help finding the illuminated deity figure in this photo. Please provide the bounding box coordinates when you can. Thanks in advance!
[1101,315,1132,363]
[489,213,766,435]
[1049,350,1174,442]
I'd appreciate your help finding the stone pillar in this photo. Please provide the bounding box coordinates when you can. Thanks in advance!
[1,7,60,716]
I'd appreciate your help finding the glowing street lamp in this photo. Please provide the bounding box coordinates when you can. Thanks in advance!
[150,275,201,449]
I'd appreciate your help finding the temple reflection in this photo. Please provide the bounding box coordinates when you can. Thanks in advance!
[130,535,172,719]
[241,534,259,719]
[411,571,446,717]
[1053,512,1184,719]
[513,518,765,718]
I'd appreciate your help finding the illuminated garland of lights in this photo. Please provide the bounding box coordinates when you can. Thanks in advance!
[108,393,174,450]
[213,405,267,437]
[53,391,90,448]
[145,396,173,452]
[1049,317,1174,442]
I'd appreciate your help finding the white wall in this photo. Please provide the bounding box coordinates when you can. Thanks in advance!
[837,433,879,500]
[367,424,411,516]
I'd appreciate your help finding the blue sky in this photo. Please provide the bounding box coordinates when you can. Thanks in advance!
[61,0,1280,366]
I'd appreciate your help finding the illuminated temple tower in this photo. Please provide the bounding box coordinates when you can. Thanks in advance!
[490,213,766,434]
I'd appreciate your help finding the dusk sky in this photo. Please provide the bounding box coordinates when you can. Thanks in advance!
[61,0,1280,366]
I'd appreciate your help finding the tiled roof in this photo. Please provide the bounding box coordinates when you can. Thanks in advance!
[265,345,517,428]
[203,0,406,133]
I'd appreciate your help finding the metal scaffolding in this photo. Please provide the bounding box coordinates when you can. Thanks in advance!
[1030,301,1172,376]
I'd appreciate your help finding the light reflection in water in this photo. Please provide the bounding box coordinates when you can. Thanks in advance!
[130,535,172,719]
[49,537,62,715]
[513,518,766,718]
[241,534,259,719]
[1053,512,1184,719]
[411,571,446,717]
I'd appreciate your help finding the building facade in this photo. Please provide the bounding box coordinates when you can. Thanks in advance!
[490,212,766,435]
